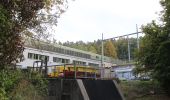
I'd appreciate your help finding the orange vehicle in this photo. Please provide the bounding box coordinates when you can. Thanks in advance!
[47,64,100,79]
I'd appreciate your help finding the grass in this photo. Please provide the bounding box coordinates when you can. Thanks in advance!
[9,79,45,100]
[119,80,170,100]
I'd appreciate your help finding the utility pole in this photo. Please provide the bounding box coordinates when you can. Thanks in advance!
[101,33,104,78]
[136,24,140,50]
[101,33,104,67]
[127,35,131,62]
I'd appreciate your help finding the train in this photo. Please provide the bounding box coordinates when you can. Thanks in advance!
[47,64,101,79]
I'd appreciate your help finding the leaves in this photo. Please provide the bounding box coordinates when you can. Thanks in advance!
[104,40,117,58]
[0,0,68,68]
[136,0,170,95]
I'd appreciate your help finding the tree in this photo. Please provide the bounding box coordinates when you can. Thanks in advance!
[136,0,170,95]
[155,41,170,95]
[0,0,68,69]
[104,40,117,58]
[88,45,97,53]
[114,38,128,60]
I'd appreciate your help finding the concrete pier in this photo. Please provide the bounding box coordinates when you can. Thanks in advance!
[47,79,124,100]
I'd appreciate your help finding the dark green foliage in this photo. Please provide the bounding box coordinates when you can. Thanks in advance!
[0,4,24,69]
[0,69,22,99]
[61,38,138,60]
[154,41,170,95]
[136,21,166,71]
[0,0,44,68]
[0,69,48,99]
[114,38,138,60]
[115,38,128,60]
[0,0,68,69]
[135,0,170,95]
[0,0,66,99]
[120,80,168,100]
[62,40,98,53]
[30,72,48,96]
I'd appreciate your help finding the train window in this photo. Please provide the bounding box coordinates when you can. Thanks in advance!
[75,52,77,56]
[77,52,79,57]
[56,47,60,53]
[77,52,80,57]
[53,57,57,62]
[88,55,91,59]
[73,52,75,56]
[85,54,87,58]
[66,50,70,55]
[46,45,51,51]
[61,48,64,54]
[82,54,85,58]
[67,51,70,55]
[34,54,39,60]
[45,56,49,61]
[63,59,70,63]
[54,47,57,52]
[43,45,48,51]
[95,56,100,60]
[80,53,83,57]
[62,59,65,63]
[71,51,74,56]
[53,57,61,62]
[67,59,70,63]
[51,46,55,52]
[89,63,99,67]
[61,59,69,63]
[72,51,75,56]
[28,53,33,59]
[58,48,62,53]
[39,55,45,60]
[83,62,86,65]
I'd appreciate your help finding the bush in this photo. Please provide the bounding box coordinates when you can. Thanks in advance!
[0,69,48,99]
[0,69,22,99]
[119,80,165,100]
[155,41,170,95]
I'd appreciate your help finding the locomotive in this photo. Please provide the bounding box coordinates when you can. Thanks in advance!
[47,64,100,79]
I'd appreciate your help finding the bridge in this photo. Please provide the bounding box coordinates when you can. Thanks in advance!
[47,79,125,100]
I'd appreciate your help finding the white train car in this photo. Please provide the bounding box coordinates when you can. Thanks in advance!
[17,39,114,69]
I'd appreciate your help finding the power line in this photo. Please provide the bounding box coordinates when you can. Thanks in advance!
[104,32,142,41]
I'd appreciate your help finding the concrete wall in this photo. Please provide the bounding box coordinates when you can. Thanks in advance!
[48,79,84,100]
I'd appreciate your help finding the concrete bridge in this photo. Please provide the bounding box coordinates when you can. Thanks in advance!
[47,79,124,100]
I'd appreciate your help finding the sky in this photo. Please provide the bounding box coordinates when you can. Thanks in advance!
[51,0,162,42]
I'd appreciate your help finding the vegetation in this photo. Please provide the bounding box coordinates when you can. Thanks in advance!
[0,0,68,68]
[135,0,170,95]
[0,69,48,99]
[120,80,170,100]
[0,0,67,99]
[104,40,117,58]
[61,38,138,60]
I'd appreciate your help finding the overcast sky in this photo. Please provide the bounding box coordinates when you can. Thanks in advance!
[51,0,162,42]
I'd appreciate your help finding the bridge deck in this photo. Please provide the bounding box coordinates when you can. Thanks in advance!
[82,80,123,100]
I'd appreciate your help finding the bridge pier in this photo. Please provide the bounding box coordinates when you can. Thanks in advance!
[48,79,83,100]
[47,79,124,100]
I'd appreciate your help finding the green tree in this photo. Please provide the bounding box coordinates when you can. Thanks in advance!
[113,38,138,61]
[0,0,67,69]
[155,41,170,95]
[136,0,170,95]
[88,45,97,53]
[114,38,128,60]
[104,40,117,58]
